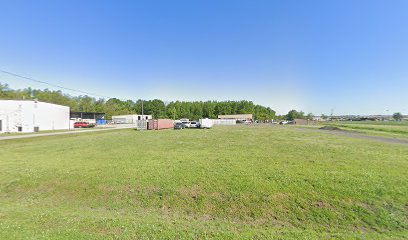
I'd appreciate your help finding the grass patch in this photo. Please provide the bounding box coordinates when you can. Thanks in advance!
[0,128,96,137]
[0,126,407,239]
[320,122,408,139]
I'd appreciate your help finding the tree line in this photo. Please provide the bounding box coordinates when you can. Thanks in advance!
[0,83,277,120]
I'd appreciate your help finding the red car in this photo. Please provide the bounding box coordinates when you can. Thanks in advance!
[74,122,95,128]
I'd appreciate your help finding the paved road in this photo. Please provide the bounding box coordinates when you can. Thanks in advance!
[0,125,136,141]
[296,127,408,145]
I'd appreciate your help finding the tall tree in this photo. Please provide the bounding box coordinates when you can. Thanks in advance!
[393,112,403,121]
[305,113,314,120]
[0,82,279,121]
[286,110,304,121]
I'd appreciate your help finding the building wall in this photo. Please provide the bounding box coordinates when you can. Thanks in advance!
[218,114,253,121]
[212,119,237,125]
[0,100,70,133]
[112,114,152,124]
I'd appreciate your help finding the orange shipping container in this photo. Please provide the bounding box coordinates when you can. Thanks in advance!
[148,119,174,130]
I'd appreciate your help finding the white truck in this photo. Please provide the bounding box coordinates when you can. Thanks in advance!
[199,118,213,129]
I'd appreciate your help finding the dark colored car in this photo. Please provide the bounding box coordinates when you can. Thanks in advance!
[74,122,95,128]
[174,122,185,130]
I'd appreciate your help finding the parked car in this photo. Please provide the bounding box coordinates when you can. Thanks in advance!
[182,121,191,128]
[279,120,294,125]
[74,122,95,128]
[174,122,185,130]
[189,121,200,128]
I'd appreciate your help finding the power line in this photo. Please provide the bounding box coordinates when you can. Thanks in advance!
[0,69,111,99]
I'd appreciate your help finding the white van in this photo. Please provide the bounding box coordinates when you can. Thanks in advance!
[199,118,213,129]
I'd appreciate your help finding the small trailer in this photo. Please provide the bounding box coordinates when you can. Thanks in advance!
[199,118,213,129]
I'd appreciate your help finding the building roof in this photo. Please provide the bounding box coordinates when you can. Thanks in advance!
[0,99,69,108]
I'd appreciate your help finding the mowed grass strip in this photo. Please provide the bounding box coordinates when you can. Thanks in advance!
[320,122,408,139]
[0,126,407,239]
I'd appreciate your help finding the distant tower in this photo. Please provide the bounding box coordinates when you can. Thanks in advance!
[330,108,334,117]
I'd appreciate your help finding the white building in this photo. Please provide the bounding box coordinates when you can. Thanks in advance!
[212,119,237,126]
[218,114,253,121]
[112,114,152,124]
[0,100,70,133]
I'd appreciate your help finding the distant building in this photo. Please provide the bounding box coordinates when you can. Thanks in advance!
[294,119,317,125]
[112,114,152,124]
[0,100,70,133]
[70,112,106,124]
[212,119,237,126]
[218,114,253,122]
[312,116,325,121]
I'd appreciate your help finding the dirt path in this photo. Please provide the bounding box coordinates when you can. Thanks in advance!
[296,127,408,145]
[0,125,135,141]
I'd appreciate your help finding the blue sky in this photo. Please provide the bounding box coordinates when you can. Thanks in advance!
[0,0,407,115]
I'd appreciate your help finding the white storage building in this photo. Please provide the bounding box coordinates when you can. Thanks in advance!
[218,114,253,121]
[112,114,152,124]
[212,119,237,126]
[0,100,70,133]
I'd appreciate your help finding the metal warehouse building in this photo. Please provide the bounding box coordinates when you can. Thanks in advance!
[112,114,152,124]
[0,100,70,133]
[70,111,106,125]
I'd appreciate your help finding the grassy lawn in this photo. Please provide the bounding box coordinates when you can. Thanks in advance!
[318,121,408,139]
[0,128,96,137]
[333,121,408,126]
[0,126,407,239]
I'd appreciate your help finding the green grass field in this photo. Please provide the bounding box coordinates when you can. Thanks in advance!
[319,121,408,139]
[1,126,407,239]
[334,121,408,126]
[0,128,96,137]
